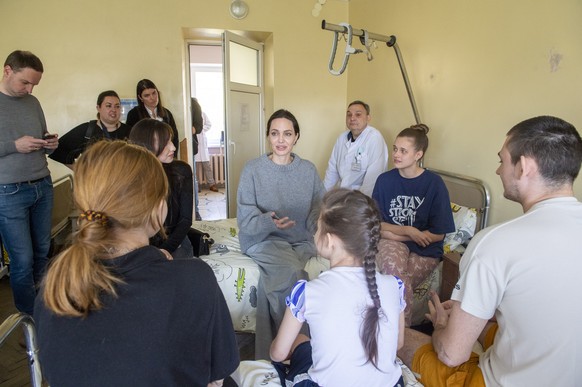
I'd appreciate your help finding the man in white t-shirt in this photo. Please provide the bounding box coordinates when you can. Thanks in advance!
[398,115,582,386]
[323,100,388,196]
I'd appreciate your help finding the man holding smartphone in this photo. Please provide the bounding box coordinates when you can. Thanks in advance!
[0,50,58,315]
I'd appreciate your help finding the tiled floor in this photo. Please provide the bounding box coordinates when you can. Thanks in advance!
[0,277,39,386]
[197,187,227,221]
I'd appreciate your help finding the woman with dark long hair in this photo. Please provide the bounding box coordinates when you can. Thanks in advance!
[129,118,193,259]
[237,109,325,359]
[126,79,179,155]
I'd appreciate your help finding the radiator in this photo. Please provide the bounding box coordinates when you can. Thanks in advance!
[197,154,225,185]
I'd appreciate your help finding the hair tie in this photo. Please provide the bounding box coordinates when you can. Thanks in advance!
[79,210,109,226]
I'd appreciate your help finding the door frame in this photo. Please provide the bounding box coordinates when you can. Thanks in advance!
[223,31,265,218]
[184,29,269,219]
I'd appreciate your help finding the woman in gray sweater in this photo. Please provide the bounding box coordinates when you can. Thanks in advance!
[237,109,325,359]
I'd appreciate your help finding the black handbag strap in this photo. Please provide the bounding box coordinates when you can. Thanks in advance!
[84,120,98,140]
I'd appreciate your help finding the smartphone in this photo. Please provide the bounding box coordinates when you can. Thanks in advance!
[43,133,57,140]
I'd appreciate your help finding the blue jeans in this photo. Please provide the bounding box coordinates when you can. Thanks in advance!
[0,176,53,315]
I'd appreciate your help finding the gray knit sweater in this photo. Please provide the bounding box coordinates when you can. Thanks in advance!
[237,153,325,253]
[0,92,50,184]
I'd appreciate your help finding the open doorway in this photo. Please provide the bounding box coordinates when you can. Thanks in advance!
[187,31,266,219]
[189,44,227,220]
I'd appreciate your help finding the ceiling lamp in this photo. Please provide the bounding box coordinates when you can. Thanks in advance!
[230,0,249,19]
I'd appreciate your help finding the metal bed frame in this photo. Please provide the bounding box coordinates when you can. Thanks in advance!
[0,313,42,387]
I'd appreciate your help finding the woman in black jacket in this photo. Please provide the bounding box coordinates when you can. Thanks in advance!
[129,118,193,259]
[49,90,131,168]
[126,79,179,156]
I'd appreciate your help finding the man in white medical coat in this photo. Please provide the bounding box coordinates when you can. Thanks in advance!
[323,100,388,197]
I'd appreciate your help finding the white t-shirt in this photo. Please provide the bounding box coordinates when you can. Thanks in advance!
[452,197,582,386]
[323,126,388,197]
[288,267,405,386]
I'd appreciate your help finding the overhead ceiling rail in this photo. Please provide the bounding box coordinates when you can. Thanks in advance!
[322,20,421,125]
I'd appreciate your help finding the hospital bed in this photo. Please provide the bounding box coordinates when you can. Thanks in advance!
[194,168,490,332]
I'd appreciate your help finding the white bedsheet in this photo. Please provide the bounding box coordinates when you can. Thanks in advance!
[231,358,423,386]
[193,218,329,332]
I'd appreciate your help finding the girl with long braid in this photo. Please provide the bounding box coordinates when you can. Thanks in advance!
[270,188,405,387]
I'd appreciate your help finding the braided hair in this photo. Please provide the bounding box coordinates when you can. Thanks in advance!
[318,188,383,367]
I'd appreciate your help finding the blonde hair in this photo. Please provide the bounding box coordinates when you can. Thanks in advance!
[43,140,168,317]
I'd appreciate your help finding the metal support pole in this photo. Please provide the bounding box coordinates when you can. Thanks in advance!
[392,43,422,125]
[322,20,422,124]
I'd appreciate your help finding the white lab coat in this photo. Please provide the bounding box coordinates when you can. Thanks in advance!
[195,112,212,162]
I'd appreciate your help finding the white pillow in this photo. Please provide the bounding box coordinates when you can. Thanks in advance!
[443,203,477,254]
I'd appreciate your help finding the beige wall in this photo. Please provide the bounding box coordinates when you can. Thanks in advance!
[3,0,581,225]
[347,0,582,225]
[0,0,349,175]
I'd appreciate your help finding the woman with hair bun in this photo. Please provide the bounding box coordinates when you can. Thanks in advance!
[34,141,239,386]
[372,124,455,327]
[271,188,405,387]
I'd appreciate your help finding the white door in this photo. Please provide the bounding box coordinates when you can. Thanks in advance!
[223,31,264,218]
